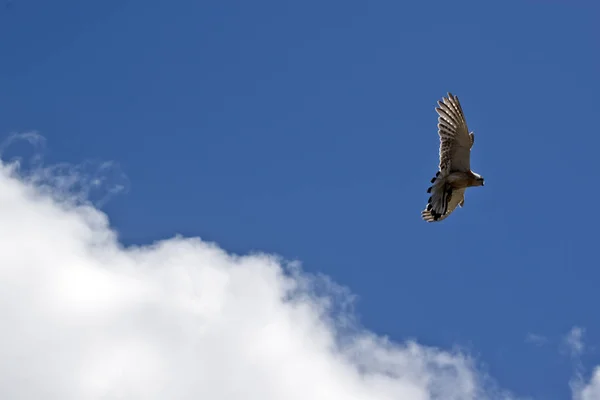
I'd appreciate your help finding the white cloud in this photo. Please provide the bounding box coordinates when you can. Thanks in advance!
[525,333,549,347]
[0,157,521,400]
[565,327,586,358]
[576,368,600,400]
[565,327,600,400]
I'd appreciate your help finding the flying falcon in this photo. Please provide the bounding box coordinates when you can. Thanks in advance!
[422,93,484,222]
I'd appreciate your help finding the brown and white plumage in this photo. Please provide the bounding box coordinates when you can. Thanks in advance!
[422,93,484,222]
[421,188,465,222]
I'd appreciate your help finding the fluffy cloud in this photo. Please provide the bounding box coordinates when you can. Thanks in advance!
[0,158,512,399]
[577,369,600,400]
[565,327,600,400]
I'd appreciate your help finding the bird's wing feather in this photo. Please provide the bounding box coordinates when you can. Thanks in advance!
[436,93,472,173]
[422,188,465,222]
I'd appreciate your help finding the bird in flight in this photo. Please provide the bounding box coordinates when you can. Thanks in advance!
[422,93,484,222]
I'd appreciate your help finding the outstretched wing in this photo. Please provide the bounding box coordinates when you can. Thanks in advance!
[422,188,465,222]
[436,93,472,173]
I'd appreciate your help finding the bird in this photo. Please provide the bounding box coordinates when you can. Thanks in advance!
[421,92,484,222]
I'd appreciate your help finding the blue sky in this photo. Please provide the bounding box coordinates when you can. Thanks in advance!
[1,0,599,399]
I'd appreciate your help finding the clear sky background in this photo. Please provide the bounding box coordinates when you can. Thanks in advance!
[0,1,599,399]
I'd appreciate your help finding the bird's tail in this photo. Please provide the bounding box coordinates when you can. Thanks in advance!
[423,171,450,221]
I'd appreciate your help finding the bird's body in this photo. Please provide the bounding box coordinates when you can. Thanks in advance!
[422,93,484,222]
[445,171,483,189]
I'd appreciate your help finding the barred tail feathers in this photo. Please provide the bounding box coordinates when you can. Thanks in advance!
[423,172,451,222]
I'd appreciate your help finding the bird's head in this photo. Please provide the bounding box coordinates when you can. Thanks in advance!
[472,173,485,187]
